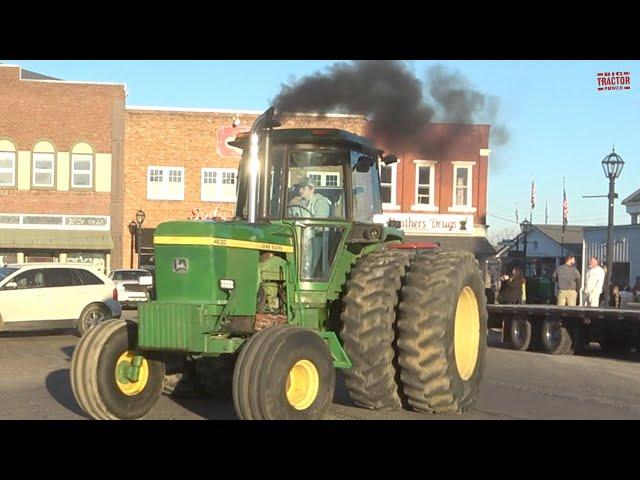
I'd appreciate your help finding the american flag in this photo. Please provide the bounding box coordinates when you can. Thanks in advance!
[562,184,568,232]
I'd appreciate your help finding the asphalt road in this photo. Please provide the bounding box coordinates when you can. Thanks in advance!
[3,315,640,419]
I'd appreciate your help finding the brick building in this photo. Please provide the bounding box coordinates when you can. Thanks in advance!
[376,124,495,259]
[0,64,126,273]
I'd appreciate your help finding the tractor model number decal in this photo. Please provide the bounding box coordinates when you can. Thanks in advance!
[155,236,294,253]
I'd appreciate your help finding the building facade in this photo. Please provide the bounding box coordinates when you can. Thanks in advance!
[582,225,640,292]
[375,124,494,260]
[0,64,126,273]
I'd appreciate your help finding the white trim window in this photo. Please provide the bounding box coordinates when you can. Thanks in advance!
[201,167,237,202]
[452,163,473,210]
[71,153,93,188]
[0,149,16,187]
[33,152,55,188]
[411,160,437,211]
[379,161,399,209]
[307,171,342,187]
[147,166,185,201]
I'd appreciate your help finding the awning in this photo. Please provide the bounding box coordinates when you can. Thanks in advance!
[404,235,496,256]
[0,229,113,250]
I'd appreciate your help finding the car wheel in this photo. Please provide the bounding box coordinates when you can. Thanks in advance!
[77,304,111,337]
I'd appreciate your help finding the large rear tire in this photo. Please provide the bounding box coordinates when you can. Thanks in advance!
[232,325,335,420]
[70,319,165,420]
[397,251,487,414]
[339,250,413,410]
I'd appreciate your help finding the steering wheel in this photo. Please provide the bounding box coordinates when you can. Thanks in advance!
[287,203,313,217]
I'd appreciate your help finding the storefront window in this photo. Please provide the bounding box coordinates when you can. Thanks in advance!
[66,252,106,274]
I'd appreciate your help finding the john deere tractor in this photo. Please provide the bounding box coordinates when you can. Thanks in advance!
[70,108,487,420]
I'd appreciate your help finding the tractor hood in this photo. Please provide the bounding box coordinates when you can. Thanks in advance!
[151,220,293,309]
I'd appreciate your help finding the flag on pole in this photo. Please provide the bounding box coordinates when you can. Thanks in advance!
[545,201,548,224]
[562,179,568,232]
[531,178,536,210]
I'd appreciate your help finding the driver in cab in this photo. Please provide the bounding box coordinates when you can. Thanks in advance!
[290,176,331,218]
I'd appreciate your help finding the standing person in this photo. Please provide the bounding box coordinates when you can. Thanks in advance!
[609,285,622,308]
[498,266,526,304]
[583,256,606,307]
[552,254,581,306]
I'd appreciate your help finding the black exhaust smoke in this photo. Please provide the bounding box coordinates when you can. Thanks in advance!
[271,61,509,164]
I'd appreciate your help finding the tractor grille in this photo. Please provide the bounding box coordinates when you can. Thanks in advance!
[138,302,203,351]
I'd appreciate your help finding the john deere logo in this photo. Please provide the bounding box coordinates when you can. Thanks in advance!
[173,258,189,273]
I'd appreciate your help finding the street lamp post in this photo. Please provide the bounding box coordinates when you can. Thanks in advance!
[520,219,533,275]
[601,147,624,305]
[135,209,146,269]
[128,221,138,269]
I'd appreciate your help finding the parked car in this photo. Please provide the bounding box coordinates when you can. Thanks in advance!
[0,263,121,336]
[108,269,154,308]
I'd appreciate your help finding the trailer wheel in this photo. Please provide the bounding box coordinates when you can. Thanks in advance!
[541,318,572,355]
[340,251,411,410]
[232,325,335,420]
[509,316,532,351]
[70,319,165,419]
[397,251,488,414]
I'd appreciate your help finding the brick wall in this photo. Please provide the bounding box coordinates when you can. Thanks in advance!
[0,65,125,218]
[121,108,367,268]
[381,124,490,226]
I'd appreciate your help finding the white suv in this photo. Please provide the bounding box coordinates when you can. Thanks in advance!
[0,263,121,336]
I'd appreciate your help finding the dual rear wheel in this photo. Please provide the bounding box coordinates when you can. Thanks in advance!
[340,250,488,414]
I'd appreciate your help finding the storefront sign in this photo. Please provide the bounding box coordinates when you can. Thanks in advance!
[373,213,474,235]
[217,126,246,158]
[0,214,110,230]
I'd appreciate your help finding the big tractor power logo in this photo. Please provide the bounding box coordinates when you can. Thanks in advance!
[597,71,631,92]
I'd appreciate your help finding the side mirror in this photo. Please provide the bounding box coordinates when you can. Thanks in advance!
[355,155,375,173]
[139,276,153,286]
[4,281,17,290]
[382,154,398,165]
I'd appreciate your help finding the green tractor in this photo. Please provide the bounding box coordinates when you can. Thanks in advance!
[70,108,488,420]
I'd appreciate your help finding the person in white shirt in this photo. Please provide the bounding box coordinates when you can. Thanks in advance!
[583,256,606,307]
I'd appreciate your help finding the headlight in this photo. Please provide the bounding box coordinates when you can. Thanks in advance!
[219,278,235,291]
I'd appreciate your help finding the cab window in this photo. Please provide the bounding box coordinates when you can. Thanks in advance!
[286,148,347,220]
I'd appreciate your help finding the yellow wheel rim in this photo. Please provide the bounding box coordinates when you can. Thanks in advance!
[285,359,320,410]
[454,286,481,381]
[115,351,149,396]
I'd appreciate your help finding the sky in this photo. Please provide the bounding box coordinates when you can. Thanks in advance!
[5,60,639,241]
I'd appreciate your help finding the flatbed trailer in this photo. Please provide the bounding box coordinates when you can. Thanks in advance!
[488,303,640,355]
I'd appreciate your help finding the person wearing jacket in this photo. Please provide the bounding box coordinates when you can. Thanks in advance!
[498,266,526,304]
[583,256,606,307]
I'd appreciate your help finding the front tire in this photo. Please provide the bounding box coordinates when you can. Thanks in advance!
[70,319,165,420]
[232,325,335,420]
[397,251,488,414]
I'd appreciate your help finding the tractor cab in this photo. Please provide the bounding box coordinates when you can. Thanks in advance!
[229,109,400,282]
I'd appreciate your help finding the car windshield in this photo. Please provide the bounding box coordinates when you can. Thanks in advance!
[0,267,18,282]
[113,271,146,281]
